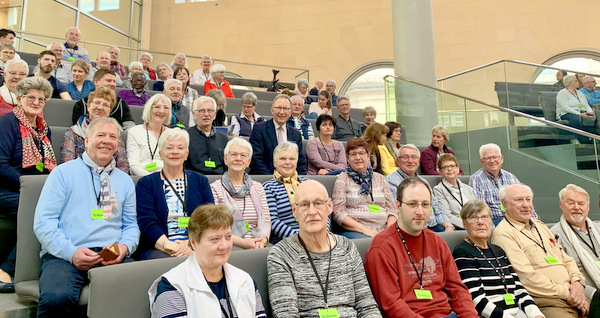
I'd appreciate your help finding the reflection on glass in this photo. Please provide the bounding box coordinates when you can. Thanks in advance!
[345,68,394,124]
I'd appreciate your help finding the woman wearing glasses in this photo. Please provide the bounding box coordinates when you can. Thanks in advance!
[61,87,129,172]
[332,138,396,239]
[433,153,476,229]
[0,59,29,116]
[126,94,172,176]
[452,200,544,318]
[210,138,271,249]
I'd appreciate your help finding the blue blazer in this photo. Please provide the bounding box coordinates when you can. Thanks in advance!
[249,119,307,175]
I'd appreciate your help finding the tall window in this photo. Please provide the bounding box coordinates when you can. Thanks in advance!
[340,62,394,123]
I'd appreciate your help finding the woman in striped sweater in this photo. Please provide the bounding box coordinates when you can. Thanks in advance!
[452,200,544,318]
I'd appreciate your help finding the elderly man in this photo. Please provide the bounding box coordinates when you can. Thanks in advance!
[287,95,314,140]
[365,177,478,318]
[249,94,307,175]
[579,75,600,107]
[34,117,139,317]
[31,50,71,100]
[492,184,589,317]
[552,70,568,92]
[0,44,14,74]
[268,180,382,317]
[184,96,228,175]
[88,51,124,87]
[152,63,171,91]
[468,143,536,226]
[0,29,20,60]
[386,144,457,232]
[551,184,600,300]
[107,46,127,77]
[34,42,72,84]
[116,72,150,106]
[71,69,135,130]
[61,27,90,64]
[332,96,362,141]
[163,78,194,128]
[309,79,323,96]
[326,79,338,106]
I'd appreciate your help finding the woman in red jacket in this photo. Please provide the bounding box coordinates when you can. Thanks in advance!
[203,64,234,98]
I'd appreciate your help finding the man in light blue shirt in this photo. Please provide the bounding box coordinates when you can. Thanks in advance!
[61,27,91,65]
[579,75,600,106]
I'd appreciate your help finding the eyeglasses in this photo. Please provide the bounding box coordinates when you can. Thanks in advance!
[482,156,502,162]
[23,95,47,104]
[399,155,419,161]
[295,200,328,212]
[401,201,431,210]
[8,70,27,77]
[228,152,249,159]
[440,164,458,170]
[348,151,368,158]
[241,104,255,109]
[91,100,111,108]
[466,215,491,222]
[195,109,215,114]
[272,107,291,112]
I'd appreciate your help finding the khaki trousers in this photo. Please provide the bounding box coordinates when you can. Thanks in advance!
[532,296,581,318]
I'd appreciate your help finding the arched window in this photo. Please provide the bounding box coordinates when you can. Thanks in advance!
[534,50,600,83]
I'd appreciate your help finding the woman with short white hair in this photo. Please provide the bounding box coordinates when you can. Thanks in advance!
[203,64,234,98]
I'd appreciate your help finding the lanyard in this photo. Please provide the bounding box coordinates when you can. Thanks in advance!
[570,223,599,258]
[506,218,547,254]
[88,167,105,207]
[387,141,398,157]
[317,137,332,163]
[161,170,188,215]
[396,224,426,289]
[466,237,509,294]
[298,233,332,308]
[207,273,235,318]
[146,125,164,160]
[442,180,464,207]
[341,116,357,137]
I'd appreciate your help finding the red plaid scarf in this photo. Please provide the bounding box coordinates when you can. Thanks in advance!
[13,106,56,171]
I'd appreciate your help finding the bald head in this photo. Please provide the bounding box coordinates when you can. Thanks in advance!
[292,180,332,236]
[295,180,328,202]
[96,51,111,69]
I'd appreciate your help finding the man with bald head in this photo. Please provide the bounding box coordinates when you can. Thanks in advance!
[62,27,90,65]
[579,75,600,106]
[88,51,124,87]
[267,180,381,317]
[492,184,589,317]
[309,79,323,96]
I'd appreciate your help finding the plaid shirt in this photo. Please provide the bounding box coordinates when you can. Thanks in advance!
[111,61,128,77]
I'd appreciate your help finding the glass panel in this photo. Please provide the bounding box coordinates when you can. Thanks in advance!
[344,68,394,124]
[60,0,78,6]
[131,1,140,40]
[78,14,128,60]
[23,0,76,40]
[79,0,131,33]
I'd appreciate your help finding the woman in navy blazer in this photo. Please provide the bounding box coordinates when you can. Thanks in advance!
[135,128,214,260]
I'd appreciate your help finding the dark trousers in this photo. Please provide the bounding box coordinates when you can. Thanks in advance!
[0,188,19,277]
[561,113,597,143]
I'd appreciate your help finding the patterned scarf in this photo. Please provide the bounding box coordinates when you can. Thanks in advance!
[82,151,118,220]
[72,115,90,139]
[13,106,56,171]
[220,172,268,238]
[346,165,373,195]
[273,170,300,204]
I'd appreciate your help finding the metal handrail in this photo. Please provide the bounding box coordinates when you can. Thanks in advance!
[384,74,600,140]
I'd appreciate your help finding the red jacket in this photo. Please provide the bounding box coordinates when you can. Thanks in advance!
[203,79,234,98]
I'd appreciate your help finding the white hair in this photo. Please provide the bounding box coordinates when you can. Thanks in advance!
[479,143,502,159]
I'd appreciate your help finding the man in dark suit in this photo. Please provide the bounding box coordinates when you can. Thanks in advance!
[250,94,307,175]
[308,79,323,96]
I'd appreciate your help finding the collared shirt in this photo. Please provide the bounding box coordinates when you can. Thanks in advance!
[32,63,73,85]
[579,87,600,106]
[332,114,362,141]
[228,111,262,136]
[432,178,477,228]
[385,169,450,228]
[62,42,91,64]
[274,121,287,143]
[492,215,585,300]
[88,66,124,87]
[110,61,128,77]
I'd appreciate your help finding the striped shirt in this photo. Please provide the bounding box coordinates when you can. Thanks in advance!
[262,177,307,243]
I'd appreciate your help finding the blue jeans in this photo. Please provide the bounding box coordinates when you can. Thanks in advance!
[326,169,345,176]
[428,224,446,232]
[443,313,457,318]
[138,248,170,260]
[339,231,371,239]
[492,217,503,227]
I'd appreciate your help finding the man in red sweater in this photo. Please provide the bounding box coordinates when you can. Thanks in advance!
[364,177,478,318]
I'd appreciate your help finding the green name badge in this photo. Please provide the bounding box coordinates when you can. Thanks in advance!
[503,293,515,305]
[245,221,250,231]
[318,308,339,318]
[35,161,44,172]
[178,217,190,228]
[145,162,158,172]
[414,289,433,300]
[500,204,505,211]
[596,260,600,267]
[204,160,216,168]
[544,256,559,264]
[176,123,185,128]
[91,209,104,220]
[68,57,75,61]
[368,204,380,213]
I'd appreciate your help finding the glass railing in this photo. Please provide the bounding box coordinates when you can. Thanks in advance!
[14,30,309,90]
[385,74,600,222]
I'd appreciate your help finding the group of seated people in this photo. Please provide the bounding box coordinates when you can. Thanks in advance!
[554,70,600,141]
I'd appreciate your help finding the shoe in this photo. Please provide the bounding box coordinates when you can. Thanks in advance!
[0,281,14,293]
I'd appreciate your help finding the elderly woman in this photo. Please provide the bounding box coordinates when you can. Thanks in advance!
[128,61,143,75]
[149,204,267,317]
[61,87,129,172]
[307,90,332,118]
[433,154,476,229]
[294,78,309,100]
[267,180,382,317]
[66,60,94,100]
[361,106,377,131]
[139,52,156,80]
[170,53,188,73]
[453,200,544,318]
[0,44,15,73]
[332,138,396,239]
[174,66,198,108]
[363,123,388,174]
[378,121,402,176]
[229,92,264,136]
[152,63,172,92]
[288,95,314,140]
[136,128,214,260]
[205,88,228,126]
[421,125,463,175]
[263,142,309,244]
[0,77,56,292]
[557,74,597,135]
[116,71,151,106]
[204,64,234,98]
[306,114,346,175]
[192,55,213,85]
[0,59,28,116]
[126,94,172,176]
[210,138,271,249]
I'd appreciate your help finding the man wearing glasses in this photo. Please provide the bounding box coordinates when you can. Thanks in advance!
[365,177,478,318]
[250,94,307,175]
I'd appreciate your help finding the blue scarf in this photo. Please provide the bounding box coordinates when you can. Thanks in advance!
[346,165,373,195]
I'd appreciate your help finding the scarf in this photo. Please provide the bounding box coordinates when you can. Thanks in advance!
[72,115,90,139]
[82,151,118,220]
[558,216,600,289]
[273,170,300,204]
[13,106,56,171]
[346,165,373,195]
[0,84,16,106]
[220,172,268,238]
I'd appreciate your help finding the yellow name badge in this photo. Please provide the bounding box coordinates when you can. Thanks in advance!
[178,217,190,228]
[91,209,104,220]
[368,204,380,213]
[176,123,185,128]
[544,256,559,264]
[35,161,44,172]
[145,162,158,172]
[414,289,433,300]
[503,293,515,305]
[318,308,339,318]
[204,160,216,168]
